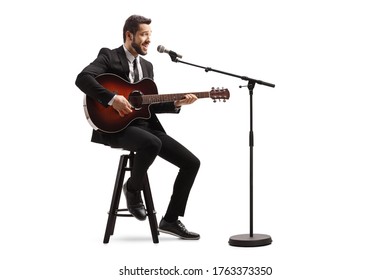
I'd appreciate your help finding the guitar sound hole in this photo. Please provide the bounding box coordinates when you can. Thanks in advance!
[128,90,143,110]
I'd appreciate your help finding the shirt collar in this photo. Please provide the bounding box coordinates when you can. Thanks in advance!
[123,44,137,63]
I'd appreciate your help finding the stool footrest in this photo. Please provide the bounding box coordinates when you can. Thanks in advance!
[109,208,133,217]
[107,208,157,217]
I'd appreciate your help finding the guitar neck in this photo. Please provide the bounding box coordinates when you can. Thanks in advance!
[142,92,210,105]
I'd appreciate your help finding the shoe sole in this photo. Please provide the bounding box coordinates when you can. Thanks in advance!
[128,209,147,221]
[158,228,200,240]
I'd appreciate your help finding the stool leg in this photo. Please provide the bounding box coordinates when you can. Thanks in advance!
[143,175,159,243]
[103,155,128,244]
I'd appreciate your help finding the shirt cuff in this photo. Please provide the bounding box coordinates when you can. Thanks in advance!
[108,95,116,106]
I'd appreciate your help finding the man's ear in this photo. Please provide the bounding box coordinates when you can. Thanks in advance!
[126,31,133,41]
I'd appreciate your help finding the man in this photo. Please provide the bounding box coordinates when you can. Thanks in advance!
[75,15,200,240]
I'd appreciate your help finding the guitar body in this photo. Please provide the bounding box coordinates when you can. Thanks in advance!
[84,74,158,133]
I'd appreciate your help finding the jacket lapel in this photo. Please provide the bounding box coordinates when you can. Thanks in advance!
[116,46,130,81]
[139,57,153,79]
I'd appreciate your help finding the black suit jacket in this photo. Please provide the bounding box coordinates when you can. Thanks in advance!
[75,46,179,145]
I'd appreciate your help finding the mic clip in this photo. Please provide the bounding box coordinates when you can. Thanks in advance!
[168,51,180,62]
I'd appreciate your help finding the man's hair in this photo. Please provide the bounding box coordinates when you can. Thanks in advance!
[123,15,152,42]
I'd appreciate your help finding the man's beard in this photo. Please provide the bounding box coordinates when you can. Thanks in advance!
[132,42,146,56]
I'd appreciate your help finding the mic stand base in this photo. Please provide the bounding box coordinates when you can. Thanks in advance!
[229,233,272,247]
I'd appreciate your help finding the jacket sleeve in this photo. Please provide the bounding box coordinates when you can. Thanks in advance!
[75,48,116,107]
[150,102,180,114]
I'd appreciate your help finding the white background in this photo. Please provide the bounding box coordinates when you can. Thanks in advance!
[1,0,389,279]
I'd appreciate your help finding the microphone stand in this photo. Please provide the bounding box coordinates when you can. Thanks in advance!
[168,52,275,247]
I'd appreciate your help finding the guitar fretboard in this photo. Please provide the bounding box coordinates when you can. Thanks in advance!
[142,92,210,104]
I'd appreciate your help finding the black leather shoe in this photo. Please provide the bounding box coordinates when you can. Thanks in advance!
[122,184,147,221]
[159,218,200,240]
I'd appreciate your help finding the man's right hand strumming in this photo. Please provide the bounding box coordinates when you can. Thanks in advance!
[112,95,133,117]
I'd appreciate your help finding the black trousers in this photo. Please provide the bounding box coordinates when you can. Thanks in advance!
[106,123,200,219]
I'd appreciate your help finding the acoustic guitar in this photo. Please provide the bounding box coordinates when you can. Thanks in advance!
[83,73,230,133]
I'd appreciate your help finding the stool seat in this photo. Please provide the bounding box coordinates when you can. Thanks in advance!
[103,151,159,244]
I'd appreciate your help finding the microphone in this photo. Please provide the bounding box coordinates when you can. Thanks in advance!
[157,45,183,59]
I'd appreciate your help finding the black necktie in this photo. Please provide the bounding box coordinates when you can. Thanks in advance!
[133,58,139,82]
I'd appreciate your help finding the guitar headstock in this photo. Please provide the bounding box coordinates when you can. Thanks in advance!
[210,87,230,102]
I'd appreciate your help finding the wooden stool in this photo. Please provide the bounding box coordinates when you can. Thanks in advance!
[103,151,159,244]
